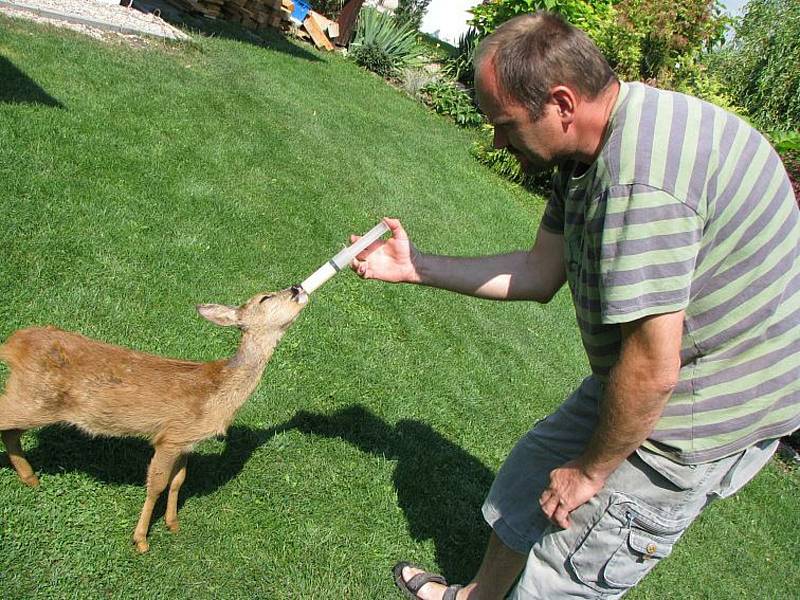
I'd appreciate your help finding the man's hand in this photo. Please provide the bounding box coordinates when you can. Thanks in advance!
[539,460,605,529]
[350,218,422,284]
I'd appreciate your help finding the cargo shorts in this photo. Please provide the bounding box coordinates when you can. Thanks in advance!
[481,376,779,599]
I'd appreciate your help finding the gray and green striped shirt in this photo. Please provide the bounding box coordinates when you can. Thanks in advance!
[542,82,800,464]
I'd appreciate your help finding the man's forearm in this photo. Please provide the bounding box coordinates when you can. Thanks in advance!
[578,369,673,482]
[414,251,539,300]
[577,313,684,482]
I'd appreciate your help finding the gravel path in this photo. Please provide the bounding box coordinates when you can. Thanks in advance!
[0,0,190,40]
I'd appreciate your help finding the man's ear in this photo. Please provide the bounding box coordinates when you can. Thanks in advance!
[550,86,577,124]
[197,304,241,327]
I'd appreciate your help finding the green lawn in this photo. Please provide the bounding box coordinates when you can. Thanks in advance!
[0,16,797,599]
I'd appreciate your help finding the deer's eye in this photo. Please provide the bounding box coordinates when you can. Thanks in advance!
[259,294,274,304]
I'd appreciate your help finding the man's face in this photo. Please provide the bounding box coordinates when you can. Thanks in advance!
[475,62,567,173]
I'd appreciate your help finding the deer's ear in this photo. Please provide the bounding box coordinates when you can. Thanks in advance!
[197,304,241,327]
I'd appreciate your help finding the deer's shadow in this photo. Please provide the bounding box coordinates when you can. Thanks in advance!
[17,423,286,520]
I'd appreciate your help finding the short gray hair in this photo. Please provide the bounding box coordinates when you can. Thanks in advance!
[475,12,616,120]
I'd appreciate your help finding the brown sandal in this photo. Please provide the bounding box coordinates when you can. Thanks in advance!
[393,562,464,600]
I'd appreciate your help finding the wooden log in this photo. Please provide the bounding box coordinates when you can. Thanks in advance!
[303,12,334,51]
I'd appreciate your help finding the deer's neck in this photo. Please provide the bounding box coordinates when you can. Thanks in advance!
[215,329,284,415]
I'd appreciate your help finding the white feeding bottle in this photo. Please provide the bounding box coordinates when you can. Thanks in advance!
[294,221,390,297]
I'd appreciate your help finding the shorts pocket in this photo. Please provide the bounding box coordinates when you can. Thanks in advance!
[568,493,691,594]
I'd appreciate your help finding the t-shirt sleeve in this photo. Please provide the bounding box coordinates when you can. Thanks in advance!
[597,185,704,324]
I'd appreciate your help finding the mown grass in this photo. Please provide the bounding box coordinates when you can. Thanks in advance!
[0,16,797,599]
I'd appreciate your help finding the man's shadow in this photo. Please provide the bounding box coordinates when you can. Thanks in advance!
[286,405,496,583]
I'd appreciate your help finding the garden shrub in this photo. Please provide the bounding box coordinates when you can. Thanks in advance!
[468,0,730,97]
[470,0,615,42]
[608,0,728,87]
[350,7,422,78]
[707,0,800,132]
[420,81,484,127]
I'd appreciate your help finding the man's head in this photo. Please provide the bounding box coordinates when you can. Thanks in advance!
[474,12,617,171]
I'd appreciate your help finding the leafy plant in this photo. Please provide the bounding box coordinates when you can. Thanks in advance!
[395,0,432,31]
[609,0,729,88]
[769,131,800,155]
[420,81,484,127]
[349,7,423,78]
[470,0,616,42]
[468,0,731,97]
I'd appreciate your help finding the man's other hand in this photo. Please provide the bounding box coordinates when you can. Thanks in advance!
[539,460,605,529]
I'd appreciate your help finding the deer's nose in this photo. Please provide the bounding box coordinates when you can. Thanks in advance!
[290,285,308,305]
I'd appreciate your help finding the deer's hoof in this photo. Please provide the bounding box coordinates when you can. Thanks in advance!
[22,474,40,487]
[134,539,150,553]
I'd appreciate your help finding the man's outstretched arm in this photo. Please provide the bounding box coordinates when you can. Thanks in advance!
[351,217,566,303]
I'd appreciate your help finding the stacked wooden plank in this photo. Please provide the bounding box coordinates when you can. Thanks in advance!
[165,0,294,31]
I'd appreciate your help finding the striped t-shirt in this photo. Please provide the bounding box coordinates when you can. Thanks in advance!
[542,81,800,464]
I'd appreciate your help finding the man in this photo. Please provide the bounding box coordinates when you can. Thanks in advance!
[351,11,800,600]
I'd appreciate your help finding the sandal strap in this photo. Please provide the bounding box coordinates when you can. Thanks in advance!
[443,585,464,600]
[406,571,448,593]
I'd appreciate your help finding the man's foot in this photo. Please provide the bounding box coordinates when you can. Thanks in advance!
[393,562,466,600]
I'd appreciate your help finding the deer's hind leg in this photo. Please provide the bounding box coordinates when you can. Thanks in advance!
[165,453,188,533]
[132,445,181,553]
[1,429,39,487]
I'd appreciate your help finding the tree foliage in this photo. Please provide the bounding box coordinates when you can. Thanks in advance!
[708,0,800,131]
[395,0,432,30]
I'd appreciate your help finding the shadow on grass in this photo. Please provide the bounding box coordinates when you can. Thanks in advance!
[21,423,284,520]
[131,0,323,62]
[0,56,64,107]
[286,405,495,583]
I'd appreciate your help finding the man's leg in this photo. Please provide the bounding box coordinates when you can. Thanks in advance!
[396,377,603,599]
[398,531,527,599]
[507,438,780,599]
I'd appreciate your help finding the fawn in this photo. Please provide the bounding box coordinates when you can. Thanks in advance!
[0,286,307,552]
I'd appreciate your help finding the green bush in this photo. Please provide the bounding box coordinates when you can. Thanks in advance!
[349,7,422,78]
[470,0,615,42]
[468,0,730,97]
[707,0,800,131]
[350,45,398,79]
[608,0,729,88]
[420,81,484,127]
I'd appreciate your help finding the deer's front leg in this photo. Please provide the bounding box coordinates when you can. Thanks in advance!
[1,429,39,487]
[165,453,188,533]
[133,446,180,553]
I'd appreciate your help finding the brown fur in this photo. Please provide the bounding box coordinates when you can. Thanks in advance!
[0,288,306,552]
